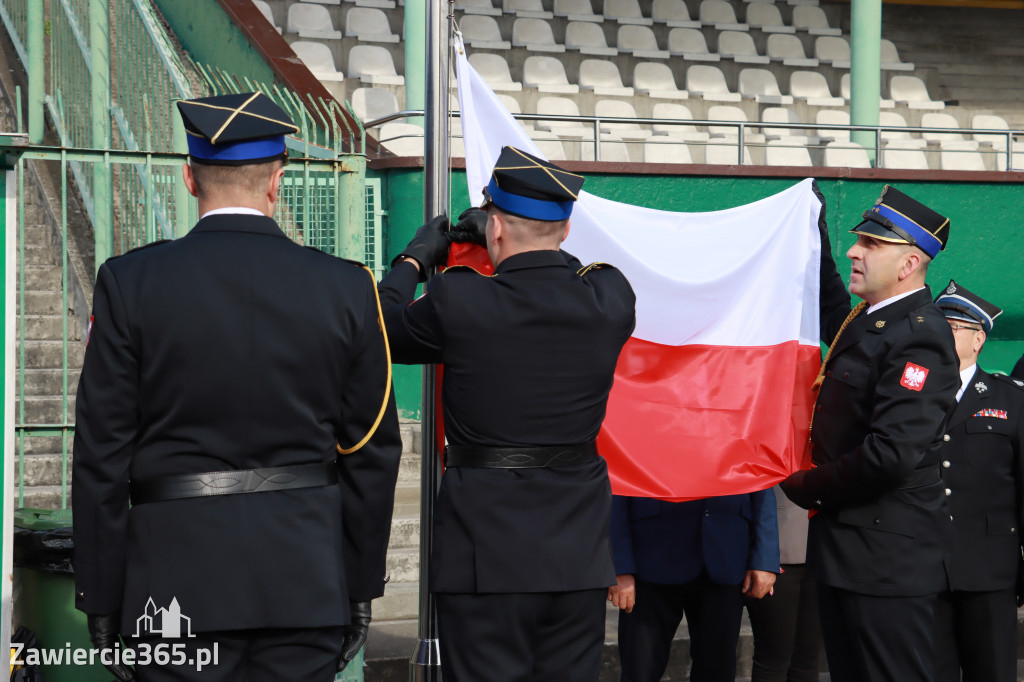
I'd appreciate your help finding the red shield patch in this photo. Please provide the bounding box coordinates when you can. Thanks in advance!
[899,362,929,391]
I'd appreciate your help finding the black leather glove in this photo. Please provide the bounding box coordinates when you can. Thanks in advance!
[449,208,488,247]
[392,215,452,276]
[338,600,372,672]
[87,614,136,682]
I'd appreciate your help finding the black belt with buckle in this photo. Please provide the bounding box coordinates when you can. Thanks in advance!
[444,442,599,469]
[130,461,337,505]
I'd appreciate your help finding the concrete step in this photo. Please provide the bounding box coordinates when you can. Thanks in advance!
[11,453,72,488]
[397,452,420,488]
[19,315,79,341]
[17,340,86,369]
[18,435,74,456]
[392,484,420,517]
[371,581,420,622]
[385,546,420,585]
[17,290,66,315]
[20,368,81,397]
[22,244,59,267]
[12,485,70,510]
[389,514,419,551]
[18,265,62,291]
[16,396,77,424]
[399,420,420,455]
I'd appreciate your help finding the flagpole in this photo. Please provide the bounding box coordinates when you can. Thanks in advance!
[411,1,452,680]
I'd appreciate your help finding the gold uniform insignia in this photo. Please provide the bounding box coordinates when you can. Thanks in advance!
[875,320,886,328]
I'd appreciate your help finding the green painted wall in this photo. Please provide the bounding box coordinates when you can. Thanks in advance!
[383,170,1024,417]
[151,0,275,85]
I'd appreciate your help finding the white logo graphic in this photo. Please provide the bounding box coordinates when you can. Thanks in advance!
[901,365,927,390]
[134,597,195,638]
[974,381,988,393]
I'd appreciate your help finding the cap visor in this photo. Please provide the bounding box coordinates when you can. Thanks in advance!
[850,218,912,245]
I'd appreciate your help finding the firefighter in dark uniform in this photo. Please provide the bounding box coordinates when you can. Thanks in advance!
[931,281,1024,682]
[377,146,636,681]
[1013,354,1024,379]
[780,186,960,682]
[73,93,401,682]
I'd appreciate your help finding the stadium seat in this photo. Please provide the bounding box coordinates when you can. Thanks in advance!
[633,62,689,100]
[651,102,709,141]
[971,114,1011,151]
[761,107,818,145]
[786,0,820,6]
[347,45,404,84]
[705,141,754,164]
[582,135,633,162]
[939,142,987,171]
[707,105,765,142]
[529,135,569,161]
[580,60,634,96]
[291,41,345,81]
[455,0,501,16]
[254,0,282,33]
[699,0,748,30]
[840,74,895,109]
[815,36,850,68]
[351,87,400,123]
[461,15,511,50]
[920,112,979,149]
[890,75,944,110]
[618,25,669,58]
[553,0,600,22]
[718,31,770,65]
[523,56,579,93]
[789,71,843,107]
[469,52,523,91]
[378,122,424,156]
[303,0,341,4]
[345,8,399,42]
[824,141,872,168]
[738,69,794,105]
[512,18,566,52]
[595,100,651,139]
[878,111,921,143]
[503,0,553,19]
[880,142,929,170]
[668,28,721,61]
[880,39,914,71]
[535,97,591,138]
[1009,151,1024,172]
[793,6,841,36]
[605,0,654,25]
[288,4,341,39]
[816,109,850,142]
[686,65,741,101]
[652,0,700,28]
[745,3,794,33]
[644,138,695,163]
[566,22,617,56]
[767,34,819,67]
[766,139,813,166]
[344,0,395,9]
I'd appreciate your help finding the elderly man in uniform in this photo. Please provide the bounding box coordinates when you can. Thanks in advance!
[781,186,960,682]
[73,93,401,682]
[378,146,636,682]
[931,281,1024,682]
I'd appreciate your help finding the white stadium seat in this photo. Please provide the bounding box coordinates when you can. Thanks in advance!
[378,122,424,156]
[652,0,700,28]
[344,0,395,9]
[618,25,669,59]
[512,18,566,52]
[529,135,569,162]
[840,74,895,109]
[566,22,617,56]
[461,15,511,50]
[745,3,794,33]
[824,141,872,168]
[890,75,944,110]
[582,135,633,162]
[920,112,979,149]
[940,142,987,171]
[633,62,689,100]
[523,56,579,93]
[535,96,592,138]
[881,39,914,71]
[816,109,850,142]
[254,0,282,33]
[738,68,794,105]
[686,64,741,101]
[880,142,929,170]
[579,60,634,96]
[761,107,818,145]
[789,71,843,107]
[347,45,404,84]
[765,139,813,166]
[878,111,920,143]
[718,31,770,65]
[705,141,754,164]
[699,0,748,30]
[793,6,841,36]
[344,8,399,43]
[468,52,523,91]
[644,138,695,163]
[288,3,341,39]
[455,0,501,16]
[553,0,600,22]
[707,105,765,142]
[972,114,1011,151]
[595,99,651,139]
[605,0,654,25]
[291,41,345,81]
[503,0,553,19]
[668,28,721,61]
[651,102,709,141]
[351,87,399,123]
[815,36,850,68]
[767,34,819,67]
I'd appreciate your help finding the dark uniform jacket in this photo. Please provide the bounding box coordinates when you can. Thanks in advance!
[784,285,960,596]
[73,214,402,633]
[378,250,636,594]
[610,490,779,586]
[939,368,1024,591]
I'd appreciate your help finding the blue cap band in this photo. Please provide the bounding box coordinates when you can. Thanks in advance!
[186,134,286,163]
[485,176,574,221]
[936,294,995,333]
[868,204,943,258]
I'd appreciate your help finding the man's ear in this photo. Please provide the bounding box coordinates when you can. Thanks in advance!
[181,163,199,199]
[561,220,571,244]
[267,166,286,204]
[897,250,922,282]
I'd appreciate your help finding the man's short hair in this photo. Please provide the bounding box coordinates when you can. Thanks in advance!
[492,205,567,242]
[189,159,283,199]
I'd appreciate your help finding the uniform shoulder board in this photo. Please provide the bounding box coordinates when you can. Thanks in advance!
[577,262,616,276]
[120,239,171,257]
[992,373,1024,391]
[441,264,494,277]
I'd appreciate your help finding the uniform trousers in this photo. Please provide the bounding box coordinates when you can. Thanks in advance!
[745,564,823,682]
[619,572,744,682]
[128,626,345,682]
[934,588,1017,682]
[435,589,606,682]
[816,583,936,682]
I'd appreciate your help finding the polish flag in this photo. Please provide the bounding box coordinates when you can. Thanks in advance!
[454,38,821,500]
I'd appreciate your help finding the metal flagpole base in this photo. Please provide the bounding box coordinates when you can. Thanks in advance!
[410,638,441,681]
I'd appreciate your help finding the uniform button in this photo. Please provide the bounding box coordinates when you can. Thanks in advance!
[815,499,823,507]
[873,518,880,525]
[1012,528,1017,533]
[987,425,993,430]
[942,460,950,468]
[77,591,85,598]
[704,510,711,517]
[950,515,954,522]
[943,434,950,442]
[945,488,952,496]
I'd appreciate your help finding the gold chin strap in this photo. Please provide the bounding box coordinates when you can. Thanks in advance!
[337,266,393,455]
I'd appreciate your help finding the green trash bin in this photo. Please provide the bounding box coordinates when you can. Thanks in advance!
[13,508,110,682]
